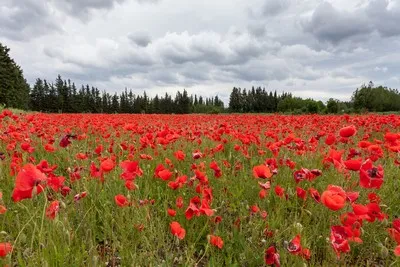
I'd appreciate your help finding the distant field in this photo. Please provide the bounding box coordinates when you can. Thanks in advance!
[1,111,400,266]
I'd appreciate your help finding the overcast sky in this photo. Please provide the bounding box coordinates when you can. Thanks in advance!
[1,0,400,103]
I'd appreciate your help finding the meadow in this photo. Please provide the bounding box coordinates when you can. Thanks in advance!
[0,110,400,266]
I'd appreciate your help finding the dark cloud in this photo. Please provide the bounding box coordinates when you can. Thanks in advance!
[262,0,290,17]
[157,31,267,66]
[51,0,126,21]
[304,0,400,44]
[366,0,400,37]
[302,2,372,44]
[0,0,62,41]
[128,32,152,47]
[52,0,160,21]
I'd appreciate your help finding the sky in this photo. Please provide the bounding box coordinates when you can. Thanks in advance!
[1,0,400,104]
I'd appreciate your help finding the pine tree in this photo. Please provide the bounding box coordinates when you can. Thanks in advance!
[0,42,30,109]
[30,78,44,111]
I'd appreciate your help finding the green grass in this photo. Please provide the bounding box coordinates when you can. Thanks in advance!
[1,113,400,266]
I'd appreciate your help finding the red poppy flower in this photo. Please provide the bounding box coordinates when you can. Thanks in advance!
[94,145,103,155]
[285,234,311,259]
[343,159,362,171]
[115,194,129,207]
[192,152,202,159]
[287,234,302,254]
[174,150,185,161]
[325,134,336,145]
[264,246,280,266]
[339,125,357,138]
[275,185,286,199]
[321,185,346,211]
[209,235,224,249]
[74,191,87,202]
[395,245,400,256]
[59,134,76,148]
[330,226,351,258]
[176,196,184,209]
[210,161,222,178]
[199,199,214,217]
[90,162,104,181]
[0,242,12,257]
[388,218,400,244]
[44,143,56,152]
[167,209,177,217]
[46,200,60,220]
[259,189,267,199]
[125,180,138,191]
[12,163,47,202]
[293,168,321,183]
[61,186,71,197]
[352,202,386,222]
[250,204,260,213]
[214,216,222,224]
[120,160,143,180]
[170,221,186,240]
[308,188,321,203]
[168,175,187,190]
[296,187,307,200]
[345,192,359,203]
[359,160,384,189]
[367,192,380,204]
[185,197,201,220]
[253,165,272,179]
[100,158,115,172]
[0,205,7,214]
[258,181,271,190]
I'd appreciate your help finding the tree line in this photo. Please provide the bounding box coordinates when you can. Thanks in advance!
[352,81,400,112]
[30,76,224,114]
[228,87,328,113]
[2,41,400,114]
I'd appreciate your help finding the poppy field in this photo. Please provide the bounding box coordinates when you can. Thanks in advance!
[1,110,400,266]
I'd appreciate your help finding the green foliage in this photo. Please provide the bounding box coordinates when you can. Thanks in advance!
[0,42,30,109]
[28,75,226,114]
[229,87,326,114]
[229,86,279,113]
[326,98,339,114]
[277,96,325,114]
[352,82,400,112]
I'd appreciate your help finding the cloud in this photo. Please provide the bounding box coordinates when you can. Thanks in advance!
[365,0,400,37]
[374,66,388,73]
[51,0,162,21]
[303,0,400,44]
[42,30,278,84]
[279,44,331,61]
[51,0,128,21]
[302,2,372,44]
[4,0,400,103]
[262,0,290,16]
[0,0,62,41]
[128,31,152,47]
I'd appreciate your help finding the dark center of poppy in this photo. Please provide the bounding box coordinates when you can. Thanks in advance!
[287,242,298,252]
[370,210,379,217]
[368,167,379,178]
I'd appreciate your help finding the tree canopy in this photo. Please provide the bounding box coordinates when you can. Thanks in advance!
[0,42,30,109]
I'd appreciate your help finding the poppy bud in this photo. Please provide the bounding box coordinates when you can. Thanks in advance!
[379,244,389,258]
[294,222,303,232]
